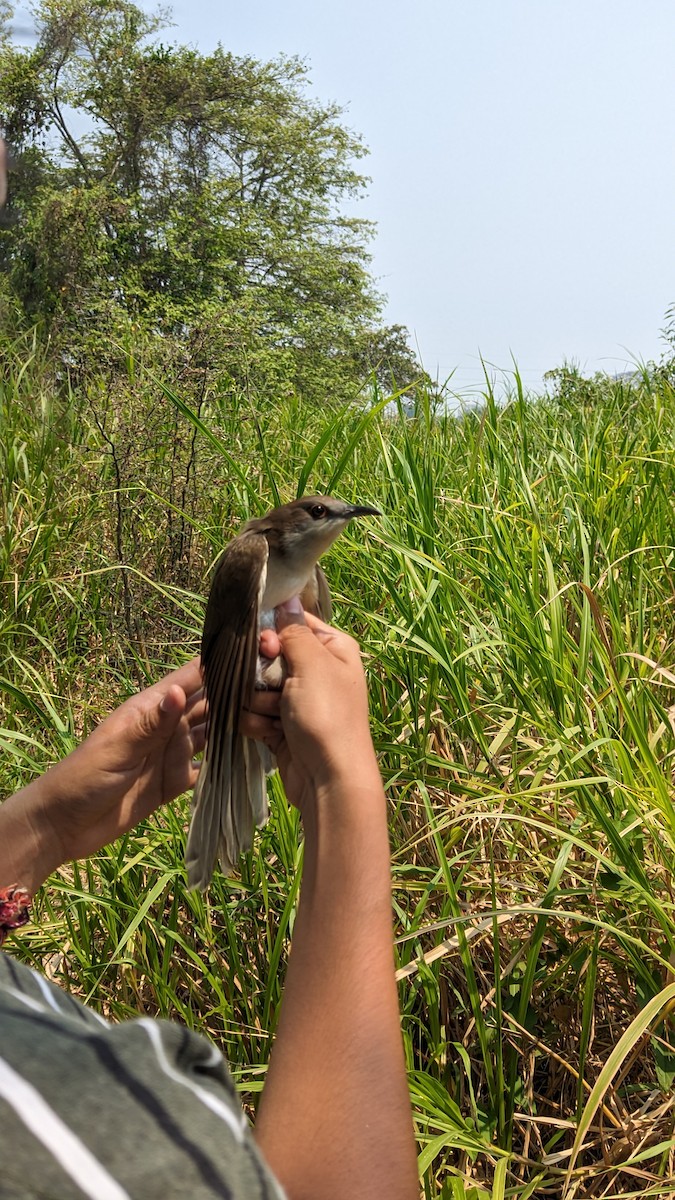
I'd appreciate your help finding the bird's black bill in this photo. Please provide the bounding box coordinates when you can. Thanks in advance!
[347,504,381,518]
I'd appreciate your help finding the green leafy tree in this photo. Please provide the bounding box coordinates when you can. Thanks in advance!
[351,322,436,400]
[0,0,422,401]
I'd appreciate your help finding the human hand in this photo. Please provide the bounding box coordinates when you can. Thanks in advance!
[241,602,380,813]
[1,659,205,890]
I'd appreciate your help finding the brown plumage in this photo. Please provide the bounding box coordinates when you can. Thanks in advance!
[186,496,380,890]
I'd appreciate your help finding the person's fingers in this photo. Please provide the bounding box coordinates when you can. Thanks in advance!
[185,686,204,713]
[279,609,360,670]
[240,711,282,743]
[276,622,323,677]
[302,611,361,658]
[119,684,187,748]
[157,684,187,721]
[278,604,350,648]
[301,610,334,638]
[164,656,202,696]
[275,595,306,629]
[262,731,284,756]
[190,722,206,755]
[259,628,282,659]
[246,690,281,717]
[186,696,207,728]
[139,658,201,709]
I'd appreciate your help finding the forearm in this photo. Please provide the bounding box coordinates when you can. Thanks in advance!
[0,772,63,894]
[255,764,418,1200]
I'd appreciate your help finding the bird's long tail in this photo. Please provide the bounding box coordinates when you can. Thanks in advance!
[185,735,272,891]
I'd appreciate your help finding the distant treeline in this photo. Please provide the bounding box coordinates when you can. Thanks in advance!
[0,0,429,405]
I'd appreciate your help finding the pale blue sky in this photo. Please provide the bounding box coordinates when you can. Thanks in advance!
[164,0,675,394]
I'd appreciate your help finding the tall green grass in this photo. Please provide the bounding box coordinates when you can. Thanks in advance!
[1,340,674,1198]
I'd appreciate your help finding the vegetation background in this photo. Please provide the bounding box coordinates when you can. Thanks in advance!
[1,3,675,1197]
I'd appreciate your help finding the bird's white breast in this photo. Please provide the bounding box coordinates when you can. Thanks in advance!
[260,557,313,611]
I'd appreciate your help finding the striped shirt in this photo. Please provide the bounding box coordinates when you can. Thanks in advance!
[0,952,285,1199]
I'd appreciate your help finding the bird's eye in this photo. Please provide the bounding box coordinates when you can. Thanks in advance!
[310,503,327,519]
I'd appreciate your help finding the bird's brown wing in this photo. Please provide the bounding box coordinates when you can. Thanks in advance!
[201,532,268,742]
[186,531,268,890]
[301,564,332,622]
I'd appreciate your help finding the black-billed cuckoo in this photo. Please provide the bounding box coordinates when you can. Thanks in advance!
[186,495,380,890]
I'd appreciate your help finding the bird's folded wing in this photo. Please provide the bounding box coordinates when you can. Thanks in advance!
[302,563,332,621]
[186,532,268,890]
[201,531,269,748]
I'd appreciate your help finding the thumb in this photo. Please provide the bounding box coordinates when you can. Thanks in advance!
[277,598,325,674]
[136,684,186,742]
[275,595,306,630]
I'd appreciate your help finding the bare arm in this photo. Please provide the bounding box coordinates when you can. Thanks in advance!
[0,659,205,894]
[0,618,418,1198]
[247,607,418,1200]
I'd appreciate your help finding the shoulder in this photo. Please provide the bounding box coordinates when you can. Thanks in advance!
[0,953,285,1200]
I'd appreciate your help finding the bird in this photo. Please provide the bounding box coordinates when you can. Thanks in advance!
[186,495,380,890]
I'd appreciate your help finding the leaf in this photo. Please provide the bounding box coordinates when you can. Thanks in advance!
[564,983,675,1192]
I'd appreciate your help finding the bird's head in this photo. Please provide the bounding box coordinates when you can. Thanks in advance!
[246,495,381,564]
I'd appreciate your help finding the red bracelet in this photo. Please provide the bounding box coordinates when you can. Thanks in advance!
[0,885,31,946]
